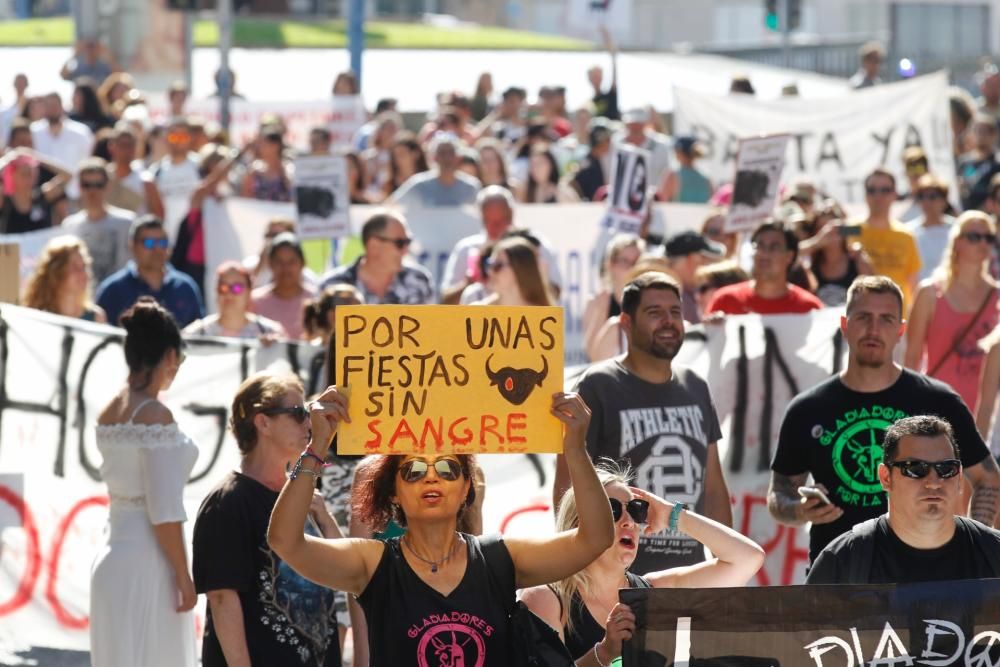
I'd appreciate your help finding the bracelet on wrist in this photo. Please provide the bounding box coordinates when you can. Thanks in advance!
[303,447,329,467]
[592,642,609,667]
[669,502,688,532]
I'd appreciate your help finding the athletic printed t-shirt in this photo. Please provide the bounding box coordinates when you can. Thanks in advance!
[358,534,510,667]
[771,368,990,563]
[576,360,722,573]
[193,472,340,667]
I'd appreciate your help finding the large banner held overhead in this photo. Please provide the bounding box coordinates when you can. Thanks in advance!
[674,72,954,205]
[621,578,1000,666]
[336,305,565,455]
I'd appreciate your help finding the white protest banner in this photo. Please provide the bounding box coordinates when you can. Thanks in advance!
[603,143,652,235]
[0,306,562,660]
[202,198,711,366]
[727,134,790,232]
[0,226,69,287]
[293,155,350,240]
[674,72,954,204]
[148,96,367,151]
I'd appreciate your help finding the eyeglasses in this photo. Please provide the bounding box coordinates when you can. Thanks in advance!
[609,498,649,524]
[703,227,724,238]
[487,258,508,273]
[167,131,189,144]
[375,235,412,250]
[139,237,169,250]
[217,281,247,295]
[399,458,463,483]
[886,458,961,480]
[960,232,996,244]
[80,180,107,190]
[916,191,942,201]
[261,405,310,423]
[866,186,896,196]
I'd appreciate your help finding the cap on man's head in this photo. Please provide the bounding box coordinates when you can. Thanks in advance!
[589,120,612,147]
[664,230,725,259]
[622,108,650,125]
[674,136,705,157]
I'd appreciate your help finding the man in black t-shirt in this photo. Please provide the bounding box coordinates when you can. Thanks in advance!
[806,415,1000,584]
[768,276,1000,564]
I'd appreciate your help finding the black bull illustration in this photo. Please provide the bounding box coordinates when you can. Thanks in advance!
[484,354,549,405]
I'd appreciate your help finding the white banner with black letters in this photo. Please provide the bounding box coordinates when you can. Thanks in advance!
[674,71,954,204]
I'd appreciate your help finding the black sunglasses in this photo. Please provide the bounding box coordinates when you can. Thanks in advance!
[886,458,961,480]
[609,498,649,524]
[261,405,310,423]
[375,235,412,250]
[399,458,463,483]
[960,232,996,244]
[80,180,107,190]
[866,186,896,196]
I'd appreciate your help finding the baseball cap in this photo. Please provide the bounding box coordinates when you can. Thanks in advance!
[589,119,612,147]
[664,230,726,259]
[674,136,706,157]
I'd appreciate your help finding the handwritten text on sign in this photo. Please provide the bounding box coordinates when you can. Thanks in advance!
[335,305,565,455]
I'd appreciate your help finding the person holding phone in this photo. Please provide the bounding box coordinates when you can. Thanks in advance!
[800,201,874,306]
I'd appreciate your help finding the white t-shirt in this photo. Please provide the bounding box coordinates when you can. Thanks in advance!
[31,118,94,198]
[907,216,954,281]
[440,231,563,294]
[150,156,200,241]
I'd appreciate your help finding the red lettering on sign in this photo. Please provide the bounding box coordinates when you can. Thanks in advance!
[0,485,41,617]
[44,495,109,629]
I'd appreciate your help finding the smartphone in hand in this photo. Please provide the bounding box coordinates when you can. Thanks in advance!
[798,486,832,505]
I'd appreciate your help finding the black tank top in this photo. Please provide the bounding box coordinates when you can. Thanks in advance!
[358,534,511,666]
[563,572,651,659]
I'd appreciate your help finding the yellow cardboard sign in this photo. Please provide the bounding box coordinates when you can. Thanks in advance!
[335,305,564,455]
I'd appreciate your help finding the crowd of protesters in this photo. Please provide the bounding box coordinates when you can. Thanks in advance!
[8,35,1000,667]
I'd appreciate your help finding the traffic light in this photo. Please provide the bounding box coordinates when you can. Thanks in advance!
[764,0,779,31]
[788,0,801,30]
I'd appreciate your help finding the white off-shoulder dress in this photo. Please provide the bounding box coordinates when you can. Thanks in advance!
[89,399,199,667]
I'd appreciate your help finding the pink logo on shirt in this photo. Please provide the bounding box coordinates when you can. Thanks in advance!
[416,622,487,667]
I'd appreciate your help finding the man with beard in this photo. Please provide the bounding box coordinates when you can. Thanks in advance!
[768,276,1000,566]
[553,271,732,571]
[31,92,93,200]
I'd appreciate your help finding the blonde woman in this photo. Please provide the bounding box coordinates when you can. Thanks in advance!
[905,211,999,411]
[521,462,763,665]
[22,235,107,323]
[582,234,643,361]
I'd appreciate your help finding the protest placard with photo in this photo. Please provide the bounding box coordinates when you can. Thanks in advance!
[603,143,652,234]
[293,154,350,240]
[726,134,790,232]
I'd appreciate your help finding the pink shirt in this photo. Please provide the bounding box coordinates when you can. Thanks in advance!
[250,284,316,341]
[924,288,999,410]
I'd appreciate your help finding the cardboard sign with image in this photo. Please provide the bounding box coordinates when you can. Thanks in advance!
[725,134,790,233]
[293,155,350,240]
[603,143,652,235]
[335,305,564,455]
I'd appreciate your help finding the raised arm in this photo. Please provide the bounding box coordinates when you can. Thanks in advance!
[266,386,384,595]
[505,393,614,589]
[599,26,618,90]
[631,487,763,588]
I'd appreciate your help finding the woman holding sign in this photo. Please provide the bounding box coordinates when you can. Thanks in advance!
[268,388,615,666]
[521,463,764,666]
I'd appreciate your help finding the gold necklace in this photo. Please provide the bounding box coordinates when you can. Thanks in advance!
[403,533,461,573]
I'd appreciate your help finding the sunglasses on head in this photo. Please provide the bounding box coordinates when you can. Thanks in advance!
[609,497,649,524]
[399,458,463,483]
[960,232,996,244]
[217,281,247,295]
[261,405,310,423]
[886,458,961,480]
[376,235,412,250]
[140,237,169,250]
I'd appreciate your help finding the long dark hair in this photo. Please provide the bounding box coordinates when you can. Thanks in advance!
[120,297,182,390]
[526,145,560,203]
[385,132,429,196]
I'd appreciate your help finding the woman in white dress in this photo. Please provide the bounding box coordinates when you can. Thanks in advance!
[90,296,198,667]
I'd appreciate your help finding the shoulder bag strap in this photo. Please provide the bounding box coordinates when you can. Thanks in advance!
[928,288,996,377]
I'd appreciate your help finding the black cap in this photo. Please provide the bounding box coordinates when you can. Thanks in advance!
[664,230,725,259]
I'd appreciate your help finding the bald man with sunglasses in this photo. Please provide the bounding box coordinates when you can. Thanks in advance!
[806,415,1000,584]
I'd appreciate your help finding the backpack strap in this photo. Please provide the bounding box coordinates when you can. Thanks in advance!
[846,516,882,584]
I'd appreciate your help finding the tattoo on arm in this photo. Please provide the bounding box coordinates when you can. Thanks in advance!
[970,456,1000,525]
[768,472,809,525]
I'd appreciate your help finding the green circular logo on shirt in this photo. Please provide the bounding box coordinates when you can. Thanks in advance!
[831,418,888,494]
